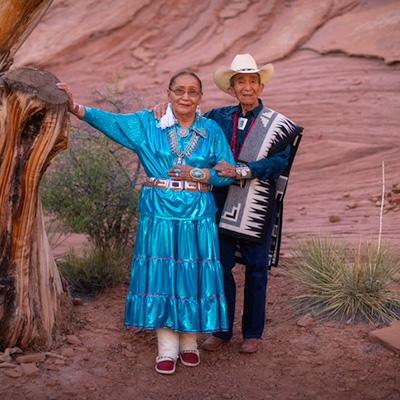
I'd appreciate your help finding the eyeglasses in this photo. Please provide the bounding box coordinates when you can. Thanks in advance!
[169,88,201,98]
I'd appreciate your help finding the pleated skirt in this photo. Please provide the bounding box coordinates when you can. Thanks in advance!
[124,214,229,333]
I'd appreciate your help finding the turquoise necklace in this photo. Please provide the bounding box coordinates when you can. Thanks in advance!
[167,125,200,166]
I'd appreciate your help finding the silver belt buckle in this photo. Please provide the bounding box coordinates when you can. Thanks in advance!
[155,178,169,189]
[169,180,184,191]
[185,182,198,191]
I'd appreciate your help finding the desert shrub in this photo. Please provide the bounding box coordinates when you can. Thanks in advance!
[283,236,400,323]
[41,126,141,253]
[44,216,71,257]
[57,247,131,298]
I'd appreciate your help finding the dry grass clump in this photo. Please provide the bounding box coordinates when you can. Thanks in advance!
[57,247,131,298]
[283,236,400,323]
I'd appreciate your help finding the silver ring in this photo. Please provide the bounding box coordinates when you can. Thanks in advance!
[176,172,179,177]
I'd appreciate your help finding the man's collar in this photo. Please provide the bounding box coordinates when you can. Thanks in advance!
[234,99,264,117]
[252,100,264,116]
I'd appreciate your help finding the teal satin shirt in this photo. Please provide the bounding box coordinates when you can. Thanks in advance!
[83,107,235,220]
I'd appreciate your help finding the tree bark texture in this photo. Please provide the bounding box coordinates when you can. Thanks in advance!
[0,67,72,350]
[0,0,53,73]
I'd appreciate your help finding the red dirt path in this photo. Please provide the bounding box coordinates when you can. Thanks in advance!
[1,267,399,400]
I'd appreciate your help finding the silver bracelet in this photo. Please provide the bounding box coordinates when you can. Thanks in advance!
[235,165,251,179]
[72,102,80,114]
[190,168,205,181]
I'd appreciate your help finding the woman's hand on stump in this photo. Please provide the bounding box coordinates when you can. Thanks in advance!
[56,82,85,119]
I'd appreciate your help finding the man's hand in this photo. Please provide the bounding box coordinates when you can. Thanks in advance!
[150,102,168,120]
[213,160,236,178]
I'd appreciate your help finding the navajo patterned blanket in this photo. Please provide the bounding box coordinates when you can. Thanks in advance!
[218,107,303,268]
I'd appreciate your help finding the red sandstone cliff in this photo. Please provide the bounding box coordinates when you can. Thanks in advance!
[12,0,400,251]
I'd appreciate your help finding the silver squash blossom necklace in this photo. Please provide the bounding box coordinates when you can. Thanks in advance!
[177,126,190,138]
[168,125,200,166]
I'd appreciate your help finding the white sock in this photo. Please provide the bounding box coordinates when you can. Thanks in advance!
[179,333,198,353]
[157,329,179,360]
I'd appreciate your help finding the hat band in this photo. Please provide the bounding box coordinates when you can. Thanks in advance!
[237,68,257,72]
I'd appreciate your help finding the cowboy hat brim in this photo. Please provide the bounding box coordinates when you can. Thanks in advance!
[213,63,274,94]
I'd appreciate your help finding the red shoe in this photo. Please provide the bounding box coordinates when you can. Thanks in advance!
[155,356,177,374]
[180,350,200,367]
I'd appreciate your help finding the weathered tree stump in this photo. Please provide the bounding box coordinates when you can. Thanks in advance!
[0,0,53,73]
[0,67,72,350]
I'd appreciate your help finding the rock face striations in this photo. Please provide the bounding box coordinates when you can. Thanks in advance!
[13,1,400,93]
[13,0,400,248]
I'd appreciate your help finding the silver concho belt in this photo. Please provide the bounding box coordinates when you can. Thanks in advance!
[144,177,212,192]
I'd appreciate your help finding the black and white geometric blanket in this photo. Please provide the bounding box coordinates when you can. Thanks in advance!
[218,107,303,267]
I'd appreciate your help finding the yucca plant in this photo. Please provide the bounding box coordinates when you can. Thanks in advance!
[283,236,400,323]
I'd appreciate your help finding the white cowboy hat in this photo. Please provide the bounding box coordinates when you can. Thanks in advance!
[213,54,274,94]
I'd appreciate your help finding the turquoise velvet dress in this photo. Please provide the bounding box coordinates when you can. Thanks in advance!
[83,107,235,333]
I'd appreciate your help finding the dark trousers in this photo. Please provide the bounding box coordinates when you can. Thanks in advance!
[214,225,273,340]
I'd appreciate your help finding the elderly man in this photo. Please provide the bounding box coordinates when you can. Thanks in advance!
[201,54,303,353]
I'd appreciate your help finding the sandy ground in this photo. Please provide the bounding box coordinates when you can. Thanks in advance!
[1,266,399,400]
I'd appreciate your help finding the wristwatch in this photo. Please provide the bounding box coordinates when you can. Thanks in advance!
[235,164,251,179]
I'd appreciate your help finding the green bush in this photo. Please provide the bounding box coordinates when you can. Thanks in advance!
[41,126,141,253]
[283,236,400,323]
[44,216,71,257]
[57,247,131,298]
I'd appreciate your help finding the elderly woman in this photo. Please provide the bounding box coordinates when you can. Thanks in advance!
[57,71,235,374]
